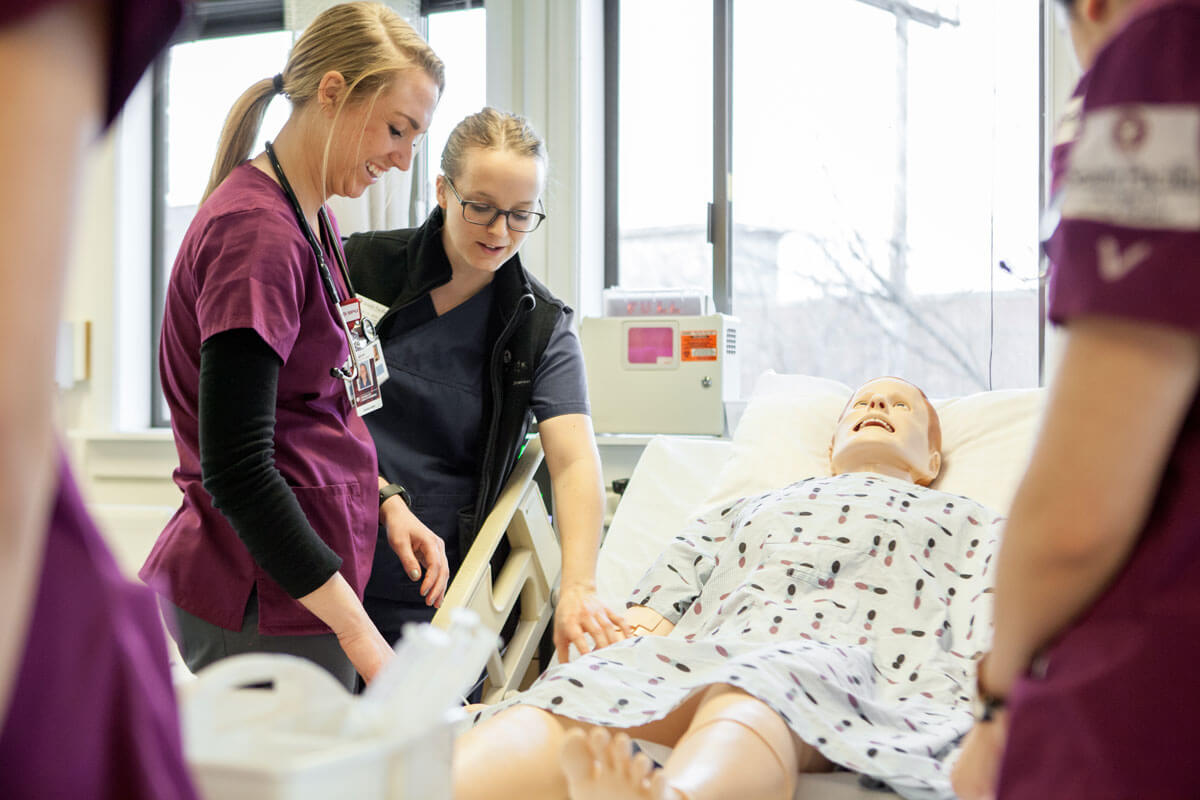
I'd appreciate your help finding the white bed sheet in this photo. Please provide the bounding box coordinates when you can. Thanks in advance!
[596,436,733,612]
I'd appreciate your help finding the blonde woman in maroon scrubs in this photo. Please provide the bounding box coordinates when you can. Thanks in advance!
[142,3,447,689]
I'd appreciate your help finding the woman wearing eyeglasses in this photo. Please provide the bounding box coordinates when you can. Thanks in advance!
[345,108,629,662]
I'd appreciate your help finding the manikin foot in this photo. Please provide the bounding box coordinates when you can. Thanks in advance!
[561,727,684,800]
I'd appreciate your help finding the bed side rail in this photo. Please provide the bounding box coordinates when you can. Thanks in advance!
[431,436,560,703]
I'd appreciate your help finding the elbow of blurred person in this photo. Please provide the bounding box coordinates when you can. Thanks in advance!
[1008,482,1145,576]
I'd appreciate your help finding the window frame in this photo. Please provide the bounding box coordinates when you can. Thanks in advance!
[149,1,286,428]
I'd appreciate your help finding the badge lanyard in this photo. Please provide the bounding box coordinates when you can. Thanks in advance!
[265,141,386,414]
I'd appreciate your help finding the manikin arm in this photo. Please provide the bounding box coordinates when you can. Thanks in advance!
[624,502,729,626]
[624,604,675,637]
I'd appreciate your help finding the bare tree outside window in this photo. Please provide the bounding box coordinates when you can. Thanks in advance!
[618,0,1040,398]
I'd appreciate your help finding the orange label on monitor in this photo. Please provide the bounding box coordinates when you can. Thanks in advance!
[681,330,718,362]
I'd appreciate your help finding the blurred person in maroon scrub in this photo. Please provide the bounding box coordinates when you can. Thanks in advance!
[952,1,1200,798]
[0,1,198,798]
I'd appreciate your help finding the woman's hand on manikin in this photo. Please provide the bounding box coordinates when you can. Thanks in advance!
[381,496,449,607]
[553,583,632,663]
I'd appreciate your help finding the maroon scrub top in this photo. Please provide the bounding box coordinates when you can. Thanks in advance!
[0,457,198,798]
[1000,2,1200,797]
[0,1,193,797]
[0,0,183,127]
[142,163,379,635]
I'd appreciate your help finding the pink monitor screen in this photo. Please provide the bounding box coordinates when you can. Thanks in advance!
[627,326,674,364]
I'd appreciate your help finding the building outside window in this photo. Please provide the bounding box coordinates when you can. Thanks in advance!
[614,0,1041,398]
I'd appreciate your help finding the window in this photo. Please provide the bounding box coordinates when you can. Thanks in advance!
[150,29,293,425]
[424,7,487,212]
[610,0,1043,397]
[615,0,713,297]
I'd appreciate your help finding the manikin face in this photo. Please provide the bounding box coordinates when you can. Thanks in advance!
[436,147,545,279]
[325,71,440,199]
[830,378,941,486]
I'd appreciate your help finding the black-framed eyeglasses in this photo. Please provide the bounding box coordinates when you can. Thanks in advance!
[444,177,547,233]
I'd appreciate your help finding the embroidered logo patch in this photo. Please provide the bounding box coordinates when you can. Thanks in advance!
[1062,104,1200,231]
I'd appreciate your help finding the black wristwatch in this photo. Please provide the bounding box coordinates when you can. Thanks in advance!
[972,691,1006,723]
[379,482,412,508]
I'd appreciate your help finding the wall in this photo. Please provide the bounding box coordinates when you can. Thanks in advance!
[486,0,605,317]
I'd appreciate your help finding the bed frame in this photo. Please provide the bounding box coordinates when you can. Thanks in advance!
[430,436,560,704]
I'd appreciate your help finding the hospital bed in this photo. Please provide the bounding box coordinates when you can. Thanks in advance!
[438,371,1045,799]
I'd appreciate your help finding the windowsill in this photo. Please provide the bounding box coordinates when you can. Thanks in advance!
[66,427,174,444]
[65,428,178,484]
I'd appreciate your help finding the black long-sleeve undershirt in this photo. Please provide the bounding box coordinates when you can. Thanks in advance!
[198,328,342,599]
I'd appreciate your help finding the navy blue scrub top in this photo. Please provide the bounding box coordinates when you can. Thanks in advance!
[365,285,494,607]
[364,279,590,624]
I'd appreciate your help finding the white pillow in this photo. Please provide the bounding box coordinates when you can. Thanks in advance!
[932,388,1045,513]
[698,371,1045,515]
[697,372,851,512]
[596,437,734,611]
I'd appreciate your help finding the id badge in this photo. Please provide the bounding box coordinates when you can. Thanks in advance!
[339,299,384,415]
[357,295,390,384]
[345,349,383,415]
[340,298,388,385]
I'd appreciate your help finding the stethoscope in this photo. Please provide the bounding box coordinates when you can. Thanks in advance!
[265,141,375,381]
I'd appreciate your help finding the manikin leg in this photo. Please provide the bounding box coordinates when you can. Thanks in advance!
[452,691,707,800]
[452,704,574,800]
[655,684,833,800]
[561,684,833,800]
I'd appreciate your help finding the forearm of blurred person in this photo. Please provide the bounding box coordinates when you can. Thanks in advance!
[0,1,107,724]
[985,317,1200,698]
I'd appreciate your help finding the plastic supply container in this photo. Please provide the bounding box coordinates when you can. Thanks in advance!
[603,287,710,317]
[181,653,459,800]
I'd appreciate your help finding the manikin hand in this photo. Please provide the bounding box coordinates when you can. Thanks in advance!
[553,583,631,663]
[381,496,449,607]
[950,712,1008,800]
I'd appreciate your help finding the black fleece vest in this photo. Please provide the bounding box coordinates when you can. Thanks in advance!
[344,208,566,556]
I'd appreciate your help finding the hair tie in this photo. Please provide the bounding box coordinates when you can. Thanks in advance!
[272,73,284,95]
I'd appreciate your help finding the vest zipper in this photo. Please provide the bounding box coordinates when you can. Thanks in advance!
[472,291,536,532]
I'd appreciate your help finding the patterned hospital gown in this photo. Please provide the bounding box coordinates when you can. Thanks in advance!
[476,472,1002,800]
